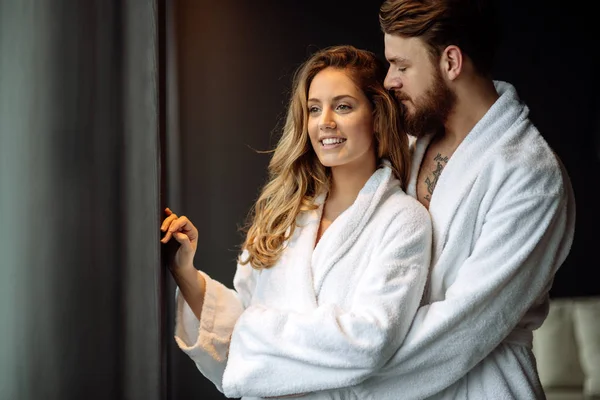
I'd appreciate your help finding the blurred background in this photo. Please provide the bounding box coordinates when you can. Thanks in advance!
[1,0,597,399]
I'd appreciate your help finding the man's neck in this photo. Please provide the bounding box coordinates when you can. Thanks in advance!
[442,77,499,145]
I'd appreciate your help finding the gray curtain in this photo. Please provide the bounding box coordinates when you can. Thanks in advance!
[0,1,166,399]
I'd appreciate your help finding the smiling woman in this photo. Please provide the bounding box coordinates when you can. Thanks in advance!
[233,45,414,270]
[307,68,376,170]
[161,45,433,399]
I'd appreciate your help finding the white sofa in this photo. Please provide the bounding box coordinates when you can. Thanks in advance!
[532,297,600,400]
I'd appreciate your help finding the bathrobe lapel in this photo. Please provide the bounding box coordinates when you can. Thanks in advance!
[408,81,527,262]
[311,165,394,297]
[280,196,326,312]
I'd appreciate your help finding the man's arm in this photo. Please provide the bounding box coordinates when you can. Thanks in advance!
[376,187,574,398]
[221,208,432,398]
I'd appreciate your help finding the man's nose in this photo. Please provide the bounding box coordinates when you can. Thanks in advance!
[384,69,402,91]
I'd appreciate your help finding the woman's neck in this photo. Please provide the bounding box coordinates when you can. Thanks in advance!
[314,156,377,246]
[326,157,377,214]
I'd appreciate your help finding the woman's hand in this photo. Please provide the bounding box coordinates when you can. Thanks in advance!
[160,207,198,271]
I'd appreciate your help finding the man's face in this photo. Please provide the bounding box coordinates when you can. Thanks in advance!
[384,33,456,137]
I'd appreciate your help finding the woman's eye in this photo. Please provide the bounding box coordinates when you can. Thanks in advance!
[308,106,320,113]
[336,104,352,111]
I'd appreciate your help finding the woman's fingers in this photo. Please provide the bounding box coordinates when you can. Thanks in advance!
[168,216,191,233]
[173,232,191,248]
[160,208,180,243]
[161,209,178,232]
[161,208,197,270]
[161,209,178,242]
[160,216,177,242]
[161,215,197,244]
[160,215,177,232]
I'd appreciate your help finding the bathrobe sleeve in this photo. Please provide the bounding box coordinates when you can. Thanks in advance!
[173,256,257,393]
[375,175,575,397]
[221,206,432,399]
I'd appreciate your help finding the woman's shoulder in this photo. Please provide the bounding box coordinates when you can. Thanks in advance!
[379,184,431,226]
[368,187,432,248]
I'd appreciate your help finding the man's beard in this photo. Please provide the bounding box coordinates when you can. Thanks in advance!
[392,69,456,138]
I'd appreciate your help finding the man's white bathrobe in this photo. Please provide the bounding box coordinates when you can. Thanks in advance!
[359,81,576,399]
[174,164,433,399]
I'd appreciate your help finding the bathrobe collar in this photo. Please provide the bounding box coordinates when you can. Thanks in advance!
[408,81,529,259]
[296,162,398,297]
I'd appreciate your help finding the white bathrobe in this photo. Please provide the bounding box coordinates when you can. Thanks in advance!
[356,81,576,399]
[174,164,433,399]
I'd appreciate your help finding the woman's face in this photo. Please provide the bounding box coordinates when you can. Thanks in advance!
[307,67,375,170]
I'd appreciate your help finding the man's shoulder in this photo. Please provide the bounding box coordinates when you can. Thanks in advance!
[484,126,569,198]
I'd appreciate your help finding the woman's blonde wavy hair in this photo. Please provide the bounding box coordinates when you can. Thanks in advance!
[240,45,410,270]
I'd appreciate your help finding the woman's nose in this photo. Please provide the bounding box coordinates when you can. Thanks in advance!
[319,110,337,131]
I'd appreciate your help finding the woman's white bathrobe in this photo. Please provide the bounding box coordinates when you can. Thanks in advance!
[358,81,576,399]
[174,164,433,399]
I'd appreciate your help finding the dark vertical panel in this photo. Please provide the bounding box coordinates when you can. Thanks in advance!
[121,0,164,399]
[0,1,123,398]
[165,0,182,398]
[0,1,164,399]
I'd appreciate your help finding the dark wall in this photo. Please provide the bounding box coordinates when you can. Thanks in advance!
[171,1,598,398]
[490,0,599,298]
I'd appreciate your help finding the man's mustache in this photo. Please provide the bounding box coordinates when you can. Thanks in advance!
[390,90,410,102]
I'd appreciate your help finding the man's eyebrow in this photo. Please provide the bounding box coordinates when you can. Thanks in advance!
[307,94,358,103]
[386,56,409,64]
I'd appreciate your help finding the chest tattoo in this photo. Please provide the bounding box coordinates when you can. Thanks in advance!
[424,153,449,201]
